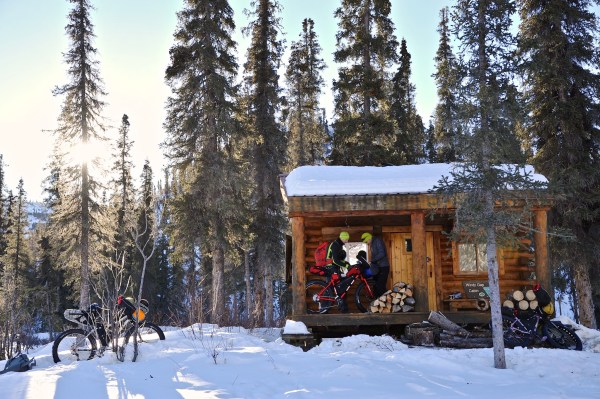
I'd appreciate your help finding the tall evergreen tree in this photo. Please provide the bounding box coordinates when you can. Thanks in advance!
[518,0,600,328]
[438,0,541,369]
[164,0,245,325]
[131,161,155,298]
[390,38,425,165]
[50,0,108,308]
[432,7,460,163]
[330,0,398,166]
[0,181,33,358]
[284,18,327,170]
[0,155,7,269]
[109,114,135,272]
[241,0,287,327]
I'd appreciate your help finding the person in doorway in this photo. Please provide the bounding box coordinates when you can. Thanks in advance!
[326,231,351,312]
[361,232,390,297]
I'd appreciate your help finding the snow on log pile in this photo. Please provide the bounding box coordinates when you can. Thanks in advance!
[369,282,415,313]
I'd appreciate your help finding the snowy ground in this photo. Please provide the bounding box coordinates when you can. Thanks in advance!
[1,318,599,399]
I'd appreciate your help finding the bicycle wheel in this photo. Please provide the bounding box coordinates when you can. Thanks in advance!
[501,316,532,348]
[543,322,582,351]
[355,280,376,313]
[118,322,165,361]
[52,328,97,364]
[305,280,335,314]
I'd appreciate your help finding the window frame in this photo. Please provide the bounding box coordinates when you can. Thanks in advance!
[452,241,504,276]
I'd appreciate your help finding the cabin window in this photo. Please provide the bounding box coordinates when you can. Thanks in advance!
[457,243,488,274]
[345,242,369,264]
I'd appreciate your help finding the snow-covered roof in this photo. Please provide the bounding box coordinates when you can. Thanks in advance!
[283,163,547,197]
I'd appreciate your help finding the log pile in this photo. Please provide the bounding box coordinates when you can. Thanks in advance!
[503,289,538,311]
[369,282,415,313]
[427,311,492,348]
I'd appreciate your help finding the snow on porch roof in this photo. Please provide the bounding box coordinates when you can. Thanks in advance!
[283,163,548,197]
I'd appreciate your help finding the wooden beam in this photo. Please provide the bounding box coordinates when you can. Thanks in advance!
[287,194,448,215]
[289,311,490,327]
[411,212,429,311]
[292,217,306,316]
[533,210,551,292]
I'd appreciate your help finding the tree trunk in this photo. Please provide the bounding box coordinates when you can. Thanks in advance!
[486,224,506,369]
[362,2,371,120]
[265,253,274,327]
[574,260,597,328]
[211,245,225,325]
[244,249,253,327]
[80,161,90,309]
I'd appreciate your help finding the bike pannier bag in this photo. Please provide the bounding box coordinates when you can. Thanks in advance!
[314,241,332,267]
[0,353,35,375]
[309,265,327,276]
[533,284,551,307]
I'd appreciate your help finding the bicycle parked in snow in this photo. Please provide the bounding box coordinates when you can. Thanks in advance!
[52,295,165,363]
[500,285,582,350]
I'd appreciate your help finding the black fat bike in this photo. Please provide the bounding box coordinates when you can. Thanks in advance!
[500,306,582,350]
[52,296,165,363]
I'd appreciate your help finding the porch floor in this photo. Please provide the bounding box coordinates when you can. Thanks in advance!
[289,311,490,339]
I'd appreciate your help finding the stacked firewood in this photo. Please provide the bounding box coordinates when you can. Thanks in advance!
[503,289,538,311]
[369,282,415,313]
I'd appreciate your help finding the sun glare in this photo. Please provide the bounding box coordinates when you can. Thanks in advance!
[69,140,99,165]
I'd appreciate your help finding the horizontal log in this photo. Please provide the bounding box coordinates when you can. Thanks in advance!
[428,311,469,336]
[441,329,491,339]
[439,335,493,348]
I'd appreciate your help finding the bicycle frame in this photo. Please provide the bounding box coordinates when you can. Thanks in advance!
[314,266,374,307]
[63,300,142,351]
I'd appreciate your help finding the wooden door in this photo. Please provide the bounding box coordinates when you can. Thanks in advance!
[386,232,437,310]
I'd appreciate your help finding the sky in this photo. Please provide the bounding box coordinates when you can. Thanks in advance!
[0,0,462,202]
[1,318,599,398]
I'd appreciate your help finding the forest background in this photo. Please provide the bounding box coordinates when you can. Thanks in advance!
[0,0,599,362]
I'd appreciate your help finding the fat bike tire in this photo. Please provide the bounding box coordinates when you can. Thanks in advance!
[52,328,97,363]
[305,280,334,314]
[355,281,376,313]
[543,322,582,351]
[119,322,165,361]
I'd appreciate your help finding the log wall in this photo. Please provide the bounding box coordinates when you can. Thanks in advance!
[297,216,542,315]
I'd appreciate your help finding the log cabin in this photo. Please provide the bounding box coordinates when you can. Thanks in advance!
[280,163,551,339]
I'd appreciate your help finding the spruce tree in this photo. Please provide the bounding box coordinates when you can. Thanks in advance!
[241,0,287,327]
[0,181,33,357]
[390,38,425,165]
[51,0,108,308]
[131,162,154,297]
[284,18,327,170]
[109,114,135,273]
[0,155,7,267]
[437,0,541,369]
[432,7,460,163]
[330,0,398,166]
[164,0,245,325]
[518,0,600,328]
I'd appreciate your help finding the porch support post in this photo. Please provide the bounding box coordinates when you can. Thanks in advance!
[411,211,429,311]
[533,209,551,292]
[291,217,306,316]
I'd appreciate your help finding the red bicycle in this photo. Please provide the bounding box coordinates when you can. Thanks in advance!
[305,263,376,313]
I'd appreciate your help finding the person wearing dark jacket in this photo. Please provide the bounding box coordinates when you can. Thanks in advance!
[327,231,350,275]
[326,231,350,312]
[362,232,390,297]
